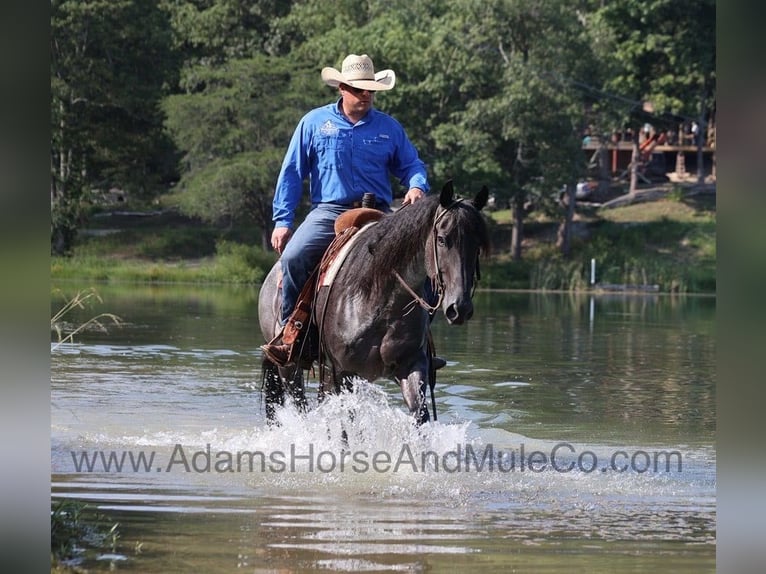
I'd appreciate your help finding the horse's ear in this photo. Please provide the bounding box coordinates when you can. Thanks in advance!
[439,180,455,207]
[473,186,489,211]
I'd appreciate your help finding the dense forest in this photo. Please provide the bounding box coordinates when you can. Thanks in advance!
[50,0,715,257]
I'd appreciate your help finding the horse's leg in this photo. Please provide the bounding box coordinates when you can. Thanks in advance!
[280,365,307,413]
[317,362,334,403]
[262,361,307,426]
[340,372,358,443]
[381,322,432,424]
[262,360,284,425]
[317,363,354,445]
[395,356,431,425]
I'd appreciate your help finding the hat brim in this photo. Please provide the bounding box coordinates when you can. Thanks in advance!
[321,67,396,91]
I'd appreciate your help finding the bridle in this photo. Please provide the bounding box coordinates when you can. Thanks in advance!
[394,198,480,316]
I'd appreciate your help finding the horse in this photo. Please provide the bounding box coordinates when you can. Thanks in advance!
[257,180,489,424]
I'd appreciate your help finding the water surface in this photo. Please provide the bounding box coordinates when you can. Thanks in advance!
[51,285,716,572]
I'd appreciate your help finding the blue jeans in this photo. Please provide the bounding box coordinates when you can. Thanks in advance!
[279,204,348,325]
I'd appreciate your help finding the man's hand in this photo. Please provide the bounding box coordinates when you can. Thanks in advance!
[271,227,293,254]
[401,187,426,206]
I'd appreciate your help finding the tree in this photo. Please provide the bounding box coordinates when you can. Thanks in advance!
[163,54,322,246]
[159,1,318,245]
[51,0,178,254]
[592,0,716,182]
[420,0,594,260]
[160,0,292,61]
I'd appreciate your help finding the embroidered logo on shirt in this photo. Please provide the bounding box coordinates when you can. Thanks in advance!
[320,120,339,137]
[379,133,389,139]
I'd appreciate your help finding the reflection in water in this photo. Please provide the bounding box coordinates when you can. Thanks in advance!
[435,292,715,444]
[51,286,715,572]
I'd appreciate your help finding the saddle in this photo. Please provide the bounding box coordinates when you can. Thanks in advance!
[277,208,384,362]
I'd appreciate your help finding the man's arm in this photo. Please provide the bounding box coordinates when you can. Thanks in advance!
[272,119,310,230]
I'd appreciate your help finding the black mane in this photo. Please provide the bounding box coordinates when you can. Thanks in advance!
[351,194,489,296]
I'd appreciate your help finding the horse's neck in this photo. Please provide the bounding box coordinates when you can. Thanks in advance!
[394,253,428,290]
[345,202,437,297]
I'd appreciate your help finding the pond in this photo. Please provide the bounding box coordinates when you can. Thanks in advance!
[51,284,716,572]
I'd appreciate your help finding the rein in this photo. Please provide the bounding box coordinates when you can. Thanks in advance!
[393,198,464,316]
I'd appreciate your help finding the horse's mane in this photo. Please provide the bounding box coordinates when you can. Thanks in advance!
[351,194,489,296]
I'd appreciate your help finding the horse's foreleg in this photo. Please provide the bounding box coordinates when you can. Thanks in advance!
[262,360,284,425]
[262,361,307,425]
[397,369,431,425]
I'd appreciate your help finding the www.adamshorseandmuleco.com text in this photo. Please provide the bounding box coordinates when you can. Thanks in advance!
[66,442,684,475]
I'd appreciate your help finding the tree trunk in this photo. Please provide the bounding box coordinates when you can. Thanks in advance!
[510,193,524,261]
[629,140,639,194]
[697,105,705,185]
[556,183,576,257]
[598,145,610,196]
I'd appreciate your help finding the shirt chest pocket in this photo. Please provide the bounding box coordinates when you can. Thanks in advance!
[357,137,393,167]
[315,135,349,170]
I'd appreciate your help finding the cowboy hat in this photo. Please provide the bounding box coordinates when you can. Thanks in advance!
[321,54,395,91]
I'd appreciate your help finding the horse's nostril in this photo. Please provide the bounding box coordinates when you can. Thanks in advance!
[445,304,461,324]
[445,301,474,324]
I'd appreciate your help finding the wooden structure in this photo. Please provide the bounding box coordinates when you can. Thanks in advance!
[582,139,715,184]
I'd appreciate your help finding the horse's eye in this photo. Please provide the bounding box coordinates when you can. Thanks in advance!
[436,235,447,247]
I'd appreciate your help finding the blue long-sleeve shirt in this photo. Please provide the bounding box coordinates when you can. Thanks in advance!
[272,99,429,229]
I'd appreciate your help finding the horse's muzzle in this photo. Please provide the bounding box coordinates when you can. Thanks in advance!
[444,300,474,325]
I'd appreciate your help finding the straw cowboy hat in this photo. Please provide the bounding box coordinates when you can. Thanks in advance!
[321,54,396,91]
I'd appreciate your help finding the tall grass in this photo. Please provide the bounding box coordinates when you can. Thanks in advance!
[50,287,122,348]
[51,499,121,568]
[52,196,715,293]
[526,218,716,292]
[51,241,277,285]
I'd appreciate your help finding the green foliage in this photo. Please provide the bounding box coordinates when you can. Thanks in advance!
[51,243,277,285]
[667,185,685,202]
[163,54,319,231]
[51,0,179,254]
[575,217,716,293]
[51,0,716,267]
[160,0,288,61]
[482,258,533,290]
[51,499,120,564]
[175,151,284,228]
[74,226,219,260]
[593,0,716,120]
[51,195,714,293]
[212,240,275,284]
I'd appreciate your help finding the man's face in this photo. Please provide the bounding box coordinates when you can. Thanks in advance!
[340,84,375,117]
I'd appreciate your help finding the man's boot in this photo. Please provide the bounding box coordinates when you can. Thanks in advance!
[261,341,293,367]
[432,356,447,370]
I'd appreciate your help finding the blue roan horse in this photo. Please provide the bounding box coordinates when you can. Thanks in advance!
[258,181,489,424]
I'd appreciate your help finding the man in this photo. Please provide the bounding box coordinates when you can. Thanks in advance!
[261,54,430,366]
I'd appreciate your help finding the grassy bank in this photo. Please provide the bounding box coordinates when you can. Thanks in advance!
[481,188,716,292]
[51,186,716,293]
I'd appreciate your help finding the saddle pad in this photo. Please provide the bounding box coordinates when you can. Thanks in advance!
[321,221,378,287]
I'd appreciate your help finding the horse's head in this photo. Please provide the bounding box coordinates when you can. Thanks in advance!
[426,181,490,325]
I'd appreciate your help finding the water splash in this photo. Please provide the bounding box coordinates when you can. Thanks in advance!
[55,380,709,513]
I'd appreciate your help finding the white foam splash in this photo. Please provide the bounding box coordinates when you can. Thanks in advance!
[56,379,714,517]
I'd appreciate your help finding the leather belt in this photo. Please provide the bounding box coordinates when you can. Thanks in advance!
[330,199,389,211]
